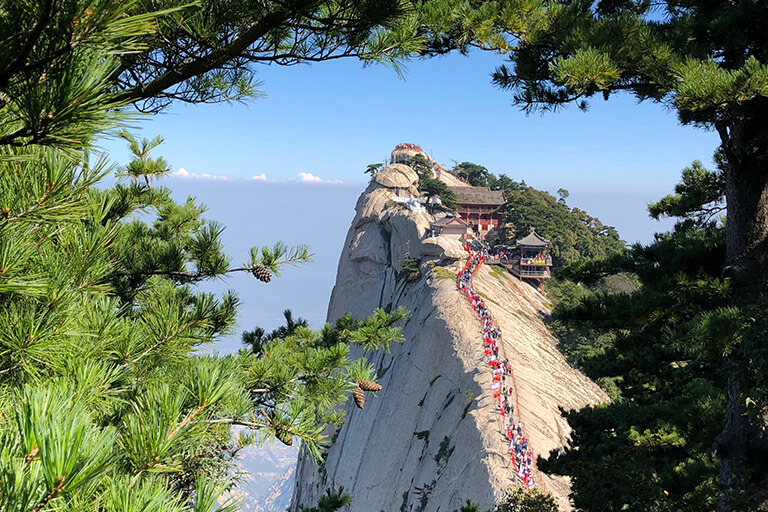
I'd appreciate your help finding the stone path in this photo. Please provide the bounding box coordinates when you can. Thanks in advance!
[458,245,539,490]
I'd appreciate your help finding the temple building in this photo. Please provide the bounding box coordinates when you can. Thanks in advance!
[509,228,552,282]
[429,216,472,240]
[448,186,505,236]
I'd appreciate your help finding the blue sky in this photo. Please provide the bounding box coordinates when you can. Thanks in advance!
[101,50,718,190]
[100,49,721,349]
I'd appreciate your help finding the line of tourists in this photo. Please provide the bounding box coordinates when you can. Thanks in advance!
[488,246,511,261]
[457,246,536,489]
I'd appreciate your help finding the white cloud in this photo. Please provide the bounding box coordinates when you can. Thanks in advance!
[296,172,343,184]
[173,168,232,181]
[297,172,323,183]
[170,168,344,185]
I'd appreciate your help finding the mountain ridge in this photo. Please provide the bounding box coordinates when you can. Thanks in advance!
[290,156,608,511]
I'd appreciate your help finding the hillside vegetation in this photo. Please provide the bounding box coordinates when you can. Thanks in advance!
[450,163,624,265]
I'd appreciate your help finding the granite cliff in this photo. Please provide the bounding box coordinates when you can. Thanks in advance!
[290,150,608,511]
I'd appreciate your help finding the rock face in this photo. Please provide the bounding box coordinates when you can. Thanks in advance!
[291,163,607,512]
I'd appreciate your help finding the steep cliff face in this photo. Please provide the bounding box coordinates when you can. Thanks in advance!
[291,160,607,512]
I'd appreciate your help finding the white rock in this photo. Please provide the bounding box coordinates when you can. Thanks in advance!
[291,172,607,512]
[420,235,466,260]
[373,163,419,190]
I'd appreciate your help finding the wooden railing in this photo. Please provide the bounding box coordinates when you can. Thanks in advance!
[485,258,551,279]
[520,257,552,266]
[517,269,551,278]
[486,257,552,266]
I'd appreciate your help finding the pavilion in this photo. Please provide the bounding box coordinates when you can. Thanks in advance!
[448,186,505,236]
[509,228,553,282]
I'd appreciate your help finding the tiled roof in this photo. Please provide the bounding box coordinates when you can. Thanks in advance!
[516,228,550,248]
[448,186,505,206]
[431,216,470,227]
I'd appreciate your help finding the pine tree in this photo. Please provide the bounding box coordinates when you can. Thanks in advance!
[0,135,411,510]
[299,487,352,512]
[452,162,493,188]
[0,2,430,507]
[419,178,458,211]
[463,2,768,502]
[411,1,768,501]
[540,159,740,511]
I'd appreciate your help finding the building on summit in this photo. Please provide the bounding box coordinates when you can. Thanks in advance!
[448,186,505,235]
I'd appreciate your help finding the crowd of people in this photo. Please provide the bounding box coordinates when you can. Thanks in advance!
[457,245,536,489]
[394,142,424,152]
[393,142,445,178]
[487,246,512,261]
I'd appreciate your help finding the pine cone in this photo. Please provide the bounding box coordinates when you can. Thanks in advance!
[353,386,365,409]
[358,380,382,392]
[252,265,272,283]
[276,429,293,446]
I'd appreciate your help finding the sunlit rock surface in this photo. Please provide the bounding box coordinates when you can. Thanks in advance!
[290,162,607,512]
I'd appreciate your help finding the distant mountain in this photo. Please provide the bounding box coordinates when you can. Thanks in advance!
[252,466,295,512]
[223,442,298,512]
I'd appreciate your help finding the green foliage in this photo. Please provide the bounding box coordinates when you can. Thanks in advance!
[0,149,249,509]
[0,140,407,510]
[545,273,636,371]
[430,266,457,280]
[539,163,739,511]
[445,161,624,265]
[399,257,422,282]
[494,489,559,512]
[408,154,434,179]
[242,309,309,356]
[452,162,493,187]
[475,0,768,127]
[1,0,456,148]
[365,162,384,178]
[497,179,624,265]
[299,487,352,512]
[648,156,726,225]
[453,490,559,512]
[117,131,171,185]
[247,242,312,278]
[453,500,480,512]
[240,306,408,458]
[419,178,458,211]
[0,0,158,151]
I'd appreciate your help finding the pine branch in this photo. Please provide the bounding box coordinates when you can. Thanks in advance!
[30,476,66,512]
[164,404,205,445]
[121,318,205,368]
[113,1,316,105]
[4,181,56,223]
[197,418,323,444]
[0,361,23,375]
[0,0,63,90]
[113,262,303,281]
